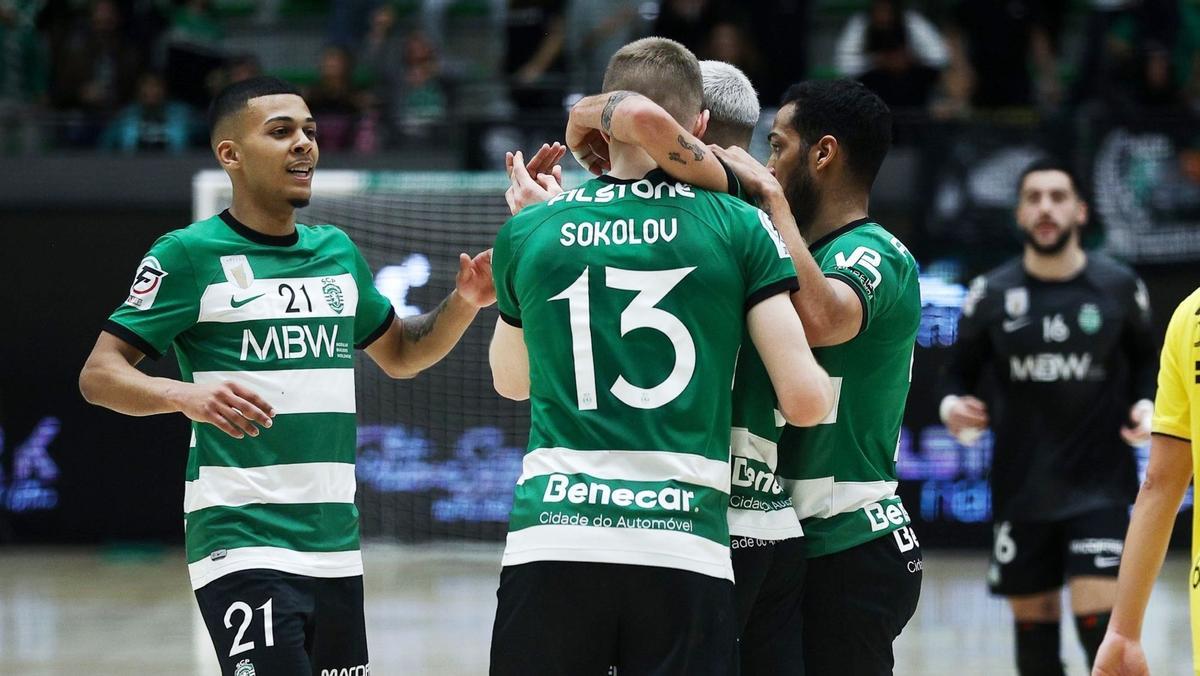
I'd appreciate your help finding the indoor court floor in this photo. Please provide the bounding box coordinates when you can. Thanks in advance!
[0,544,1191,675]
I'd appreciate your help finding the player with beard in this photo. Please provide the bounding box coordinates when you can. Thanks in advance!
[79,76,495,674]
[940,159,1158,675]
[503,61,812,675]
[488,38,833,675]
[565,78,923,675]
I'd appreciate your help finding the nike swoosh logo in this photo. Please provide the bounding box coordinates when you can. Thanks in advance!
[1093,555,1121,569]
[1002,318,1030,333]
[230,293,265,308]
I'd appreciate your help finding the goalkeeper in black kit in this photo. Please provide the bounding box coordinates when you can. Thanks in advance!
[939,159,1158,676]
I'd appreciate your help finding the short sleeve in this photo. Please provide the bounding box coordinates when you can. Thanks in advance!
[104,234,199,359]
[347,237,396,349]
[734,207,799,311]
[822,228,914,335]
[1152,295,1195,441]
[492,217,522,327]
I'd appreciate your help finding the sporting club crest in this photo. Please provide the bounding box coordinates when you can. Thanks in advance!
[1077,303,1103,335]
[322,277,344,314]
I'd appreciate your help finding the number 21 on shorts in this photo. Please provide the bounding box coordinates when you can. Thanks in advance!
[225,598,275,657]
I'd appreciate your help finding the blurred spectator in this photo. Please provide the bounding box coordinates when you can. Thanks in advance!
[566,0,642,94]
[100,71,193,153]
[48,0,142,145]
[163,0,225,108]
[226,53,262,85]
[505,0,566,116]
[941,0,1060,114]
[745,0,811,107]
[702,20,765,95]
[362,6,449,141]
[122,0,169,64]
[200,53,261,117]
[1069,0,1136,105]
[834,0,946,109]
[652,0,719,54]
[1102,0,1200,111]
[305,45,374,151]
[328,0,381,51]
[0,0,47,154]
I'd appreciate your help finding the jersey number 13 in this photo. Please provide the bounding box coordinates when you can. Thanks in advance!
[550,266,696,411]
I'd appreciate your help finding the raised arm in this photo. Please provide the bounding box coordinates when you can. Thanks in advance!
[709,144,865,347]
[365,250,495,378]
[566,91,729,192]
[80,332,274,439]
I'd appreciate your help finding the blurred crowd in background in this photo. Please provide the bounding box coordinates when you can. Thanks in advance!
[0,0,1197,159]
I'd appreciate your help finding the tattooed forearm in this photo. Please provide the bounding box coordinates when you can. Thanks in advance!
[668,151,686,165]
[402,296,449,343]
[677,134,704,161]
[601,91,637,134]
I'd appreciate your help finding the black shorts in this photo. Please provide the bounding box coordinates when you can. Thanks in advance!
[802,527,923,676]
[194,569,369,676]
[988,505,1129,596]
[731,536,806,676]
[490,561,737,676]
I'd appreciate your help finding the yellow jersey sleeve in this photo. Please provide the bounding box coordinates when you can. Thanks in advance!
[1153,288,1199,442]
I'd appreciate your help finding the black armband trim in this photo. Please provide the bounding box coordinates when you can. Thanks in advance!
[1152,432,1193,443]
[746,277,801,312]
[356,306,397,350]
[825,272,869,337]
[717,156,739,196]
[102,320,163,360]
[499,311,523,328]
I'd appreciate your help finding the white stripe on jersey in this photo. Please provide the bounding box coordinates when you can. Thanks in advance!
[184,462,356,513]
[727,506,804,540]
[785,476,899,521]
[730,427,778,467]
[191,368,355,415]
[188,547,362,590]
[518,447,731,493]
[197,273,360,324]
[503,524,734,580]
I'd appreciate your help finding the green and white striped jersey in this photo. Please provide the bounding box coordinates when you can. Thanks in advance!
[492,170,798,580]
[728,336,803,541]
[106,210,394,590]
[726,176,803,542]
[777,219,920,558]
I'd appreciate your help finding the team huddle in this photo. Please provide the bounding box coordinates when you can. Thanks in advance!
[77,32,1200,676]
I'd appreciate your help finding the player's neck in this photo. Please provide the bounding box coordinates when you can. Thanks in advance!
[1023,245,1087,281]
[804,190,868,243]
[607,142,658,180]
[228,196,297,237]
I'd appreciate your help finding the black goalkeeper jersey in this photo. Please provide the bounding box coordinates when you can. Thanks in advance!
[942,255,1158,522]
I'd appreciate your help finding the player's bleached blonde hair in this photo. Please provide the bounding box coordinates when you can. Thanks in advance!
[602,37,703,126]
[699,60,760,149]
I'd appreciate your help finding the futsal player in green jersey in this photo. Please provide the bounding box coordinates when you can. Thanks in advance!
[78,77,495,675]
[570,78,922,674]
[505,62,810,675]
[488,38,833,675]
